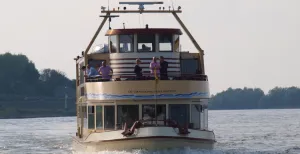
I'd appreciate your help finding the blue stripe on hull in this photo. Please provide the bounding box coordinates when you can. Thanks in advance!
[86,92,209,100]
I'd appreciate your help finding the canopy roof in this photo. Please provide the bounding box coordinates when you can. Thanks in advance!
[105,28,182,36]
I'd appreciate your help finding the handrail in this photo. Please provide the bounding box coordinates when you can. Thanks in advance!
[84,73,208,83]
[121,119,190,137]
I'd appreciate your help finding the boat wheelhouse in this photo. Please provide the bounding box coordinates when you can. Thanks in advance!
[73,1,216,152]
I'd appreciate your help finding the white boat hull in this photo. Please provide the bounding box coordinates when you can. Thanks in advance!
[72,127,216,152]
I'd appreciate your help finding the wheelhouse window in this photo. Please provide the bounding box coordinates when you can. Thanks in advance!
[159,34,173,52]
[169,104,190,127]
[109,35,117,53]
[88,106,95,129]
[96,106,103,129]
[174,34,180,52]
[117,105,139,129]
[142,104,166,126]
[104,106,115,129]
[119,35,134,53]
[137,34,155,52]
[191,104,201,129]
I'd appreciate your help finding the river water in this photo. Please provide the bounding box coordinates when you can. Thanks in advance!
[0,109,299,154]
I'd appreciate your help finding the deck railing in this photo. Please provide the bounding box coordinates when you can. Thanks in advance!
[84,73,208,83]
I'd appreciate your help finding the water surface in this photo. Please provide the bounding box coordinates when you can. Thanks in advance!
[0,109,299,154]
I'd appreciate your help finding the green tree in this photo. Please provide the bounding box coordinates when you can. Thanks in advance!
[0,52,75,97]
[209,87,265,110]
[0,52,39,95]
[38,69,73,96]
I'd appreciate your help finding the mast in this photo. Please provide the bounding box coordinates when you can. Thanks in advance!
[84,14,109,65]
[82,1,205,73]
[171,12,205,74]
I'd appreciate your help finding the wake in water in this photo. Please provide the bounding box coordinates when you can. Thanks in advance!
[72,146,300,154]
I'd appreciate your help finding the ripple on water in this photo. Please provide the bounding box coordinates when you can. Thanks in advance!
[1,110,300,154]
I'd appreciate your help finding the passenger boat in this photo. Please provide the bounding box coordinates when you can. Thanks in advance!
[72,1,216,152]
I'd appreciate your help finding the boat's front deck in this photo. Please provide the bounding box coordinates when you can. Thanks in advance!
[73,127,215,151]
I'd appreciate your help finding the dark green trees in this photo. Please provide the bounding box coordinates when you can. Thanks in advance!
[209,87,300,109]
[0,52,75,97]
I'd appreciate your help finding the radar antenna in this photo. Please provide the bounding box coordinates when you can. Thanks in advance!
[119,1,163,11]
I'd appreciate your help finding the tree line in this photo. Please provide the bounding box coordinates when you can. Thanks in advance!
[0,52,299,111]
[209,87,300,109]
[0,52,75,98]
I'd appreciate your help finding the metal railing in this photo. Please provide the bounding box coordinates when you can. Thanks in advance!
[84,73,208,82]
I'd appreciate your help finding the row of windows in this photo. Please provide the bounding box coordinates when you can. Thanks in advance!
[110,34,175,53]
[81,104,206,130]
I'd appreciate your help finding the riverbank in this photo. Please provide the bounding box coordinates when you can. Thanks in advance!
[2,107,300,119]
[0,114,74,119]
[0,108,75,119]
[0,97,76,119]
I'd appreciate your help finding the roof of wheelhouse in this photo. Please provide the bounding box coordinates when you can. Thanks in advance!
[105,28,183,36]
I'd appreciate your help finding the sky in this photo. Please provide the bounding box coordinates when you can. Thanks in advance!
[0,0,299,94]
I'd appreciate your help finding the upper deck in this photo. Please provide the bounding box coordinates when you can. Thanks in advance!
[74,2,209,101]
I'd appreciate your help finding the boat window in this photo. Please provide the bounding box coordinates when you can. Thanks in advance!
[181,59,199,75]
[168,104,190,127]
[79,62,85,84]
[88,106,95,129]
[80,87,84,96]
[119,35,134,53]
[142,104,166,126]
[137,34,155,52]
[117,105,139,129]
[96,106,103,129]
[174,35,180,52]
[82,106,87,128]
[159,34,173,52]
[104,106,115,129]
[191,104,201,129]
[109,35,117,53]
[202,104,208,129]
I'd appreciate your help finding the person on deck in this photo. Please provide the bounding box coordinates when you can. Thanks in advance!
[134,58,143,80]
[82,65,98,77]
[159,56,168,80]
[98,61,113,80]
[150,57,160,78]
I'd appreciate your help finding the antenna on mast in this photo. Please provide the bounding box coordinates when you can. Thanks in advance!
[100,15,119,30]
[119,1,163,12]
[108,0,110,11]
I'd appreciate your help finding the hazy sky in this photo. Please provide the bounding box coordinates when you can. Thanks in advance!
[1,0,299,94]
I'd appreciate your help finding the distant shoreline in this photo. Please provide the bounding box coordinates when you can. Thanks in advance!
[0,114,74,120]
[208,107,300,111]
[1,108,299,120]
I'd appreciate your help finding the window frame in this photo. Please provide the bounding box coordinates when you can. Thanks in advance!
[174,34,180,52]
[117,105,139,129]
[88,105,95,129]
[96,105,103,129]
[109,35,118,53]
[137,34,156,52]
[158,34,173,52]
[119,34,134,53]
[142,104,167,126]
[191,104,201,129]
[104,105,115,130]
[168,104,190,127]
